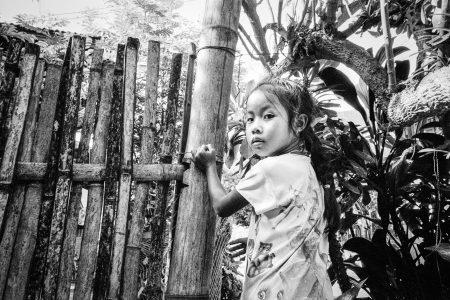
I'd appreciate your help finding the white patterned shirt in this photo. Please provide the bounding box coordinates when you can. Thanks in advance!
[235,153,333,300]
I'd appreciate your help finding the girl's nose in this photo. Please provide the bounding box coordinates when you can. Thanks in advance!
[251,122,262,134]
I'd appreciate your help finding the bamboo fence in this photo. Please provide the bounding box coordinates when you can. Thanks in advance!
[0,0,239,297]
[0,34,195,300]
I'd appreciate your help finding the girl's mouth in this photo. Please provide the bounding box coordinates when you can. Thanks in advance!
[251,138,264,146]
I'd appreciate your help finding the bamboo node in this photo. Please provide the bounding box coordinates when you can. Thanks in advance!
[196,45,237,57]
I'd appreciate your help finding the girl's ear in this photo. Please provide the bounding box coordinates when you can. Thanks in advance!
[294,113,309,134]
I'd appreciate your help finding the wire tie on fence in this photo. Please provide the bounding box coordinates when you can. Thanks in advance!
[121,164,133,174]
[4,62,20,75]
[196,45,237,57]
[90,67,102,73]
[0,181,12,191]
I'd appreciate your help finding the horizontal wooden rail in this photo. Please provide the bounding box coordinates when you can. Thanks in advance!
[11,162,187,182]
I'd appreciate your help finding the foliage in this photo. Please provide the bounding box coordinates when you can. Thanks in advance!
[233,1,450,299]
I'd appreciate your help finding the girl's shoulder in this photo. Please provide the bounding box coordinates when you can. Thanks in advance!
[257,153,311,173]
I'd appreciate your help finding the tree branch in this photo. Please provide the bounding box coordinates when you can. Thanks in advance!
[242,0,272,64]
[266,0,279,63]
[278,0,283,29]
[238,24,272,72]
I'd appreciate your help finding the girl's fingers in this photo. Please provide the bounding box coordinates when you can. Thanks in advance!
[229,237,248,245]
[230,248,246,258]
[227,243,244,252]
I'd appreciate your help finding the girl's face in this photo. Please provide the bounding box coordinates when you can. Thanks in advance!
[245,90,298,157]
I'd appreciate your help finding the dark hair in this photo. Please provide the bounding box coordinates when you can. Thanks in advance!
[246,77,340,233]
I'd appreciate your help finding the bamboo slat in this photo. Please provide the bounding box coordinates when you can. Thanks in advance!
[166,0,241,297]
[108,37,139,300]
[0,43,39,234]
[0,38,24,163]
[122,40,160,300]
[74,60,114,300]
[210,219,231,300]
[93,43,124,300]
[56,48,105,300]
[144,52,182,299]
[77,48,104,160]
[0,59,43,298]
[19,63,62,300]
[169,42,196,262]
[42,35,86,299]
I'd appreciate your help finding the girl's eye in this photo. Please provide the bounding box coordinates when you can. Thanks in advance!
[246,117,254,123]
[264,113,274,119]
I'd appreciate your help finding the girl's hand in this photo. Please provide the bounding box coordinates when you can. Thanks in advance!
[226,237,248,261]
[192,144,216,171]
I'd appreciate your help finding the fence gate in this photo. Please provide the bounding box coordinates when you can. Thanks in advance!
[0,35,197,299]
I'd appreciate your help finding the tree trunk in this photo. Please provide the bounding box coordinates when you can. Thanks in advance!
[387,65,450,127]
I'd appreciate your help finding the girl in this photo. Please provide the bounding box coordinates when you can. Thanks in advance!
[193,77,338,299]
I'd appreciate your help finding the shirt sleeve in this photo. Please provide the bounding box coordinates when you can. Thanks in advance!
[235,161,277,215]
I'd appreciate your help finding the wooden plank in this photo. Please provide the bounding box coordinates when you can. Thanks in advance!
[0,43,39,234]
[0,38,24,163]
[74,60,114,300]
[56,48,104,300]
[122,40,160,300]
[42,35,86,299]
[0,58,43,298]
[17,63,62,300]
[93,43,124,300]
[146,52,182,300]
[166,0,241,297]
[108,37,139,300]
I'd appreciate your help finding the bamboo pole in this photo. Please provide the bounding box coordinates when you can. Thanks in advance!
[166,0,241,298]
[74,60,115,300]
[0,38,24,164]
[145,52,182,299]
[94,44,125,300]
[15,162,185,181]
[42,35,85,299]
[18,63,62,300]
[0,58,43,298]
[380,0,396,91]
[56,48,104,300]
[121,40,160,300]
[107,37,139,300]
[0,43,39,235]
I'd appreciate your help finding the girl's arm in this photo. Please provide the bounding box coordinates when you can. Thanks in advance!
[193,144,248,218]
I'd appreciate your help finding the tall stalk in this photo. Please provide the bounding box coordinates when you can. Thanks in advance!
[379,0,396,91]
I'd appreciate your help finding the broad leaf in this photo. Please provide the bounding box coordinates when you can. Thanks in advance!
[334,278,368,300]
[424,243,450,261]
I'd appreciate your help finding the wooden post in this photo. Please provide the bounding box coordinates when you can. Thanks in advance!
[107,37,139,299]
[56,48,104,299]
[121,40,160,299]
[74,60,115,300]
[0,58,43,298]
[166,0,241,298]
[42,35,85,299]
[4,63,62,300]
[380,0,396,91]
[94,44,125,300]
[0,43,39,235]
